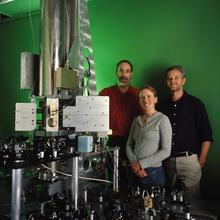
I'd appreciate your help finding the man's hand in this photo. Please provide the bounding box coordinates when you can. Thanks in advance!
[199,141,211,168]
[198,157,206,168]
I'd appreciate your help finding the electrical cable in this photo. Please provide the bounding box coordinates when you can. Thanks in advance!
[28,0,35,51]
[41,163,112,184]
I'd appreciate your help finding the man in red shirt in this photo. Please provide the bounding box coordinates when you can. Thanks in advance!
[99,59,140,189]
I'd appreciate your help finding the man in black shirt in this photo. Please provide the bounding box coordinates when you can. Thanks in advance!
[159,65,213,200]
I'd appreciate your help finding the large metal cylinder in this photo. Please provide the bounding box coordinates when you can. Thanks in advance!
[40,0,76,96]
[11,168,24,220]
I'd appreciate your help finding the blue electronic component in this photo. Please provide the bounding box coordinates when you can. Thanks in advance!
[78,136,93,153]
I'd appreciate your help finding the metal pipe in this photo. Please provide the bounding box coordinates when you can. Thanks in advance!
[113,147,119,192]
[11,168,24,220]
[40,0,76,96]
[65,0,77,57]
[71,156,79,210]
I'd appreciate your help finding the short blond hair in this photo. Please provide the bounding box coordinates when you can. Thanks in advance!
[139,85,157,97]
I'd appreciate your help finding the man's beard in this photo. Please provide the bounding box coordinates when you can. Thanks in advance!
[117,77,129,87]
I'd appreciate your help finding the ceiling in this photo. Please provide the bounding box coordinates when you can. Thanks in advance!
[0,0,40,19]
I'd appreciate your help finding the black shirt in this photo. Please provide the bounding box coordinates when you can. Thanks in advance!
[158,91,213,154]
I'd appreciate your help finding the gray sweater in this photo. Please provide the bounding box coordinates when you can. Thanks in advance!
[126,112,172,169]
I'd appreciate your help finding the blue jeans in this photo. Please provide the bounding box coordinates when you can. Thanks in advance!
[139,166,165,189]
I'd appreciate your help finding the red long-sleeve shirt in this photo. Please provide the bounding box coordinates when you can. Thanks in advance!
[99,85,140,137]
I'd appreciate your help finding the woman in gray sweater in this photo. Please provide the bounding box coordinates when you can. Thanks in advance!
[126,85,172,188]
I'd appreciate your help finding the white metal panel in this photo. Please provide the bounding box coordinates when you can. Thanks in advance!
[15,103,36,131]
[63,96,109,132]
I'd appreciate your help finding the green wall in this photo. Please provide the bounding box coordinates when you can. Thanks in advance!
[88,0,220,200]
[0,0,220,200]
[0,13,40,137]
